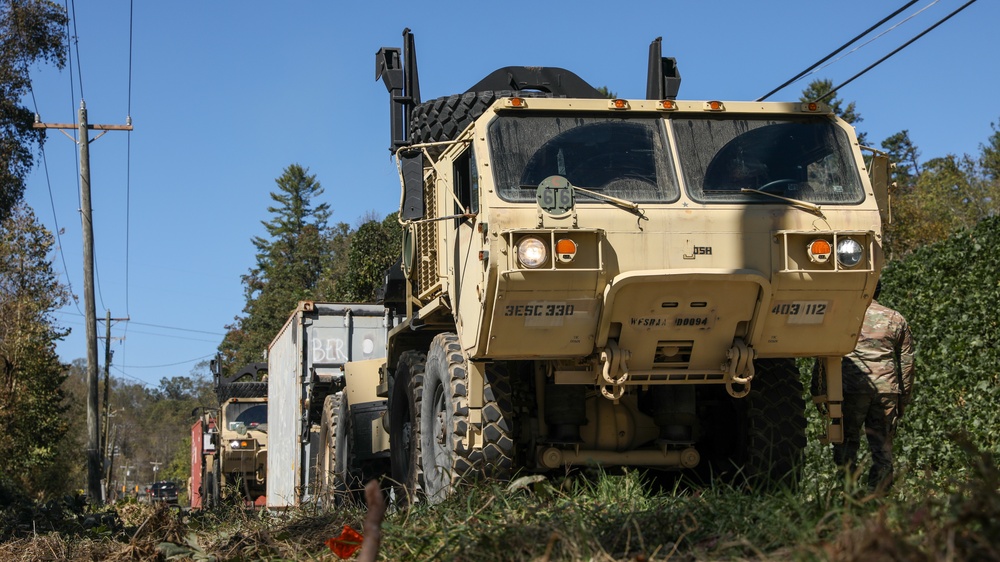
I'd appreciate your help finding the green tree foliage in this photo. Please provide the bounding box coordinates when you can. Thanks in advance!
[331,212,401,303]
[880,216,1000,476]
[980,117,1000,181]
[314,220,352,299]
[880,129,922,189]
[0,0,67,221]
[887,153,999,259]
[799,78,867,145]
[218,164,335,374]
[0,203,70,496]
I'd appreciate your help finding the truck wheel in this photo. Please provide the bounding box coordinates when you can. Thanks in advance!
[389,350,425,505]
[482,361,516,480]
[409,91,552,144]
[318,392,353,506]
[421,333,477,504]
[738,358,807,489]
[211,458,220,505]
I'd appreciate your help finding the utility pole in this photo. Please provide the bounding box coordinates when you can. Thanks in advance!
[101,309,128,500]
[34,101,132,505]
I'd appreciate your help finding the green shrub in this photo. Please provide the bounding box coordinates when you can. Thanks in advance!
[880,215,1000,480]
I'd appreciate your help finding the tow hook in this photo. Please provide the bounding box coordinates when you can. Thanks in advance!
[723,339,755,398]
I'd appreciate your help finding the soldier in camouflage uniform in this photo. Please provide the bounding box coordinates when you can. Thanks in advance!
[813,287,915,492]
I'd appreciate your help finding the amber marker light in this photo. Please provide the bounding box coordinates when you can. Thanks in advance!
[555,238,578,263]
[506,97,527,108]
[801,102,821,112]
[807,239,832,264]
[657,100,677,111]
[704,101,725,111]
[610,99,630,110]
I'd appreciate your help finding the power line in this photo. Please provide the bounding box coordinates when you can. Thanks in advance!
[808,1,940,80]
[125,0,135,323]
[121,353,217,369]
[27,85,84,316]
[53,311,226,336]
[813,0,979,103]
[757,0,921,101]
[127,320,225,336]
[68,0,83,100]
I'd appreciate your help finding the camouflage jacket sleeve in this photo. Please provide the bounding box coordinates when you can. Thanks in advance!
[895,313,915,403]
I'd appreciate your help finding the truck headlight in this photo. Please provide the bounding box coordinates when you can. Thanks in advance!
[517,236,548,268]
[229,439,256,450]
[836,238,864,268]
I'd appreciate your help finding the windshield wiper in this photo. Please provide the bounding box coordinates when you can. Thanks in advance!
[521,183,647,219]
[739,188,824,216]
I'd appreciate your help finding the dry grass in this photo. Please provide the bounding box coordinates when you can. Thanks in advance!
[1,442,997,562]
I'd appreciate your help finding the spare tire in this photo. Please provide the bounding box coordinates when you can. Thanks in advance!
[409,90,554,144]
[217,381,267,402]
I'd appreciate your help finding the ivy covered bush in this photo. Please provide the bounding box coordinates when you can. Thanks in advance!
[879,215,1000,478]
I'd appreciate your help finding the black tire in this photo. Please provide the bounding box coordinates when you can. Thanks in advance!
[737,358,807,489]
[211,457,220,506]
[481,361,516,480]
[409,91,553,144]
[318,392,353,506]
[420,333,478,504]
[389,350,425,505]
[217,381,267,402]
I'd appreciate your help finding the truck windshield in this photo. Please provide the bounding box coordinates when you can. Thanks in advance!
[671,115,864,205]
[488,114,679,203]
[226,403,267,429]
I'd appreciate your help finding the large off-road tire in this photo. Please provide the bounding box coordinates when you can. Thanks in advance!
[737,358,807,489]
[202,458,218,508]
[217,381,267,402]
[420,333,477,504]
[211,457,221,506]
[389,350,426,505]
[409,91,552,144]
[481,361,516,480]
[317,391,354,506]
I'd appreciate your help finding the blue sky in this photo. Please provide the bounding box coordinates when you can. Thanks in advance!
[22,0,998,388]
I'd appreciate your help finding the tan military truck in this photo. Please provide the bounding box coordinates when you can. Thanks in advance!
[333,31,889,504]
[205,360,269,507]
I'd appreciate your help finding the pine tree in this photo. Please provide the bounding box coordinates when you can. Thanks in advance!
[880,130,922,190]
[218,164,334,374]
[799,78,867,145]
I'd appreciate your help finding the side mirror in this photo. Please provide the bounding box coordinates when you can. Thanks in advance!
[400,149,425,220]
[866,149,892,224]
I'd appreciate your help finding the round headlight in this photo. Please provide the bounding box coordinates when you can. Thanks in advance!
[836,238,864,268]
[517,237,548,268]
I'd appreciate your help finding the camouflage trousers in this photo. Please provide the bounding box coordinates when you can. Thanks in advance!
[832,393,900,492]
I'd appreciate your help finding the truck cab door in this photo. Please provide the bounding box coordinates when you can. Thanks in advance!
[447,148,484,350]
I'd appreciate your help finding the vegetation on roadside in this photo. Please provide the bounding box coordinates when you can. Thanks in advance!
[1,436,997,561]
